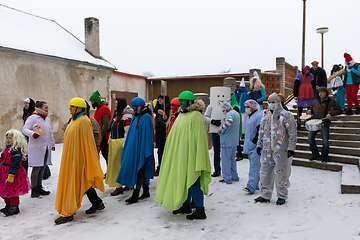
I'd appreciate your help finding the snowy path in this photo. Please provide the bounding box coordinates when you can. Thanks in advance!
[1,144,360,240]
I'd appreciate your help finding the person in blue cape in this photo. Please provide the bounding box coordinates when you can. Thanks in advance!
[116,97,154,204]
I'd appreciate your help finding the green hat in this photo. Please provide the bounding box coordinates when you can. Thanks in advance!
[178,91,195,101]
[89,91,102,103]
[230,94,239,108]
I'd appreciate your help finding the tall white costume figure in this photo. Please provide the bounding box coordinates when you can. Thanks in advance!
[204,87,231,177]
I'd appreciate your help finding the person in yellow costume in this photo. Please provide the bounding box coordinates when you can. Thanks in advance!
[55,97,105,225]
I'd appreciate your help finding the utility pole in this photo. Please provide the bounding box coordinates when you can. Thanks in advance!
[301,0,306,70]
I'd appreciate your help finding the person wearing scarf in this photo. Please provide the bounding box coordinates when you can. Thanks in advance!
[22,101,55,198]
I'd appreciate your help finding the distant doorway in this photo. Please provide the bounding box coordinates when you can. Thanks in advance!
[110,91,138,116]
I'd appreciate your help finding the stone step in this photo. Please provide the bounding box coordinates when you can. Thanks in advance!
[296,143,360,157]
[331,121,360,128]
[332,114,360,121]
[296,130,360,141]
[292,157,343,172]
[329,127,360,134]
[290,112,360,121]
[296,137,360,148]
[341,165,360,194]
[294,150,359,165]
[241,150,358,166]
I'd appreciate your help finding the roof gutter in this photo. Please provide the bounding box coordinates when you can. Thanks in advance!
[0,46,117,71]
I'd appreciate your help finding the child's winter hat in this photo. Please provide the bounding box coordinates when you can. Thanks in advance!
[89,91,102,103]
[344,53,355,66]
[318,86,328,93]
[240,77,245,87]
[344,53,353,62]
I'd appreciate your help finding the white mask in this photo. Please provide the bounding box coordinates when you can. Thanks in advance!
[245,108,251,114]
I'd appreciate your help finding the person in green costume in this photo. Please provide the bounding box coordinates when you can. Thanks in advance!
[230,93,243,161]
[155,90,211,220]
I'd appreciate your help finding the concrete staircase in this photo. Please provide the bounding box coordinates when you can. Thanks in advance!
[290,96,360,194]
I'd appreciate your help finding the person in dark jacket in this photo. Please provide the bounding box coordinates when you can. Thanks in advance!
[23,98,36,124]
[154,94,170,176]
[306,87,342,163]
[22,98,36,174]
[277,93,288,111]
[310,61,328,98]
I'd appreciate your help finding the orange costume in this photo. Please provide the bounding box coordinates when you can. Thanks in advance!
[55,114,104,217]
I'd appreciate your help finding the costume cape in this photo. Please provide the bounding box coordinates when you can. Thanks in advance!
[155,111,212,211]
[105,138,124,188]
[116,113,154,188]
[55,114,104,217]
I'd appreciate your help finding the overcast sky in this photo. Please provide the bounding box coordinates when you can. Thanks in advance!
[2,0,359,77]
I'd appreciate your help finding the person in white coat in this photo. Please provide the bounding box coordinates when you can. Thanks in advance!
[22,101,55,198]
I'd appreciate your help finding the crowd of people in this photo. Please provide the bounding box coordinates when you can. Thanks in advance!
[0,53,356,224]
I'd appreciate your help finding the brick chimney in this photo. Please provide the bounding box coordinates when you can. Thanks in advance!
[85,17,100,59]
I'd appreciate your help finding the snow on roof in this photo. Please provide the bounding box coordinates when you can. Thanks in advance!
[0,4,116,70]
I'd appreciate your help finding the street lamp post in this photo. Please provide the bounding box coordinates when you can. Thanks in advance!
[316,27,329,68]
[301,0,306,70]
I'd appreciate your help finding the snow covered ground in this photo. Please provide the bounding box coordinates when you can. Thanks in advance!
[1,144,360,240]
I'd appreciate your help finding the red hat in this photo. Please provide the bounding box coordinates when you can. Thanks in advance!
[311,61,319,65]
[170,97,180,106]
[344,53,353,62]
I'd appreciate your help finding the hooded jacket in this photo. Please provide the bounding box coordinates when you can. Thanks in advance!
[257,94,297,165]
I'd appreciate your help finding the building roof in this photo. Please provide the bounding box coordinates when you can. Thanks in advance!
[113,70,147,79]
[147,72,250,81]
[0,4,116,70]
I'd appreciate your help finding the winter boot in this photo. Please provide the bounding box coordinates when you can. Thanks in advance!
[110,187,124,196]
[346,109,353,115]
[31,186,41,198]
[138,185,150,200]
[55,215,74,225]
[125,190,139,204]
[276,198,286,205]
[173,203,192,215]
[355,108,360,115]
[254,196,270,203]
[186,207,206,220]
[0,202,10,213]
[4,204,20,216]
[85,202,105,214]
[38,186,50,195]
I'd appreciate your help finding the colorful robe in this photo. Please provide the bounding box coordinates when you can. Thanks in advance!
[55,114,104,217]
[155,109,212,211]
[116,112,154,188]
